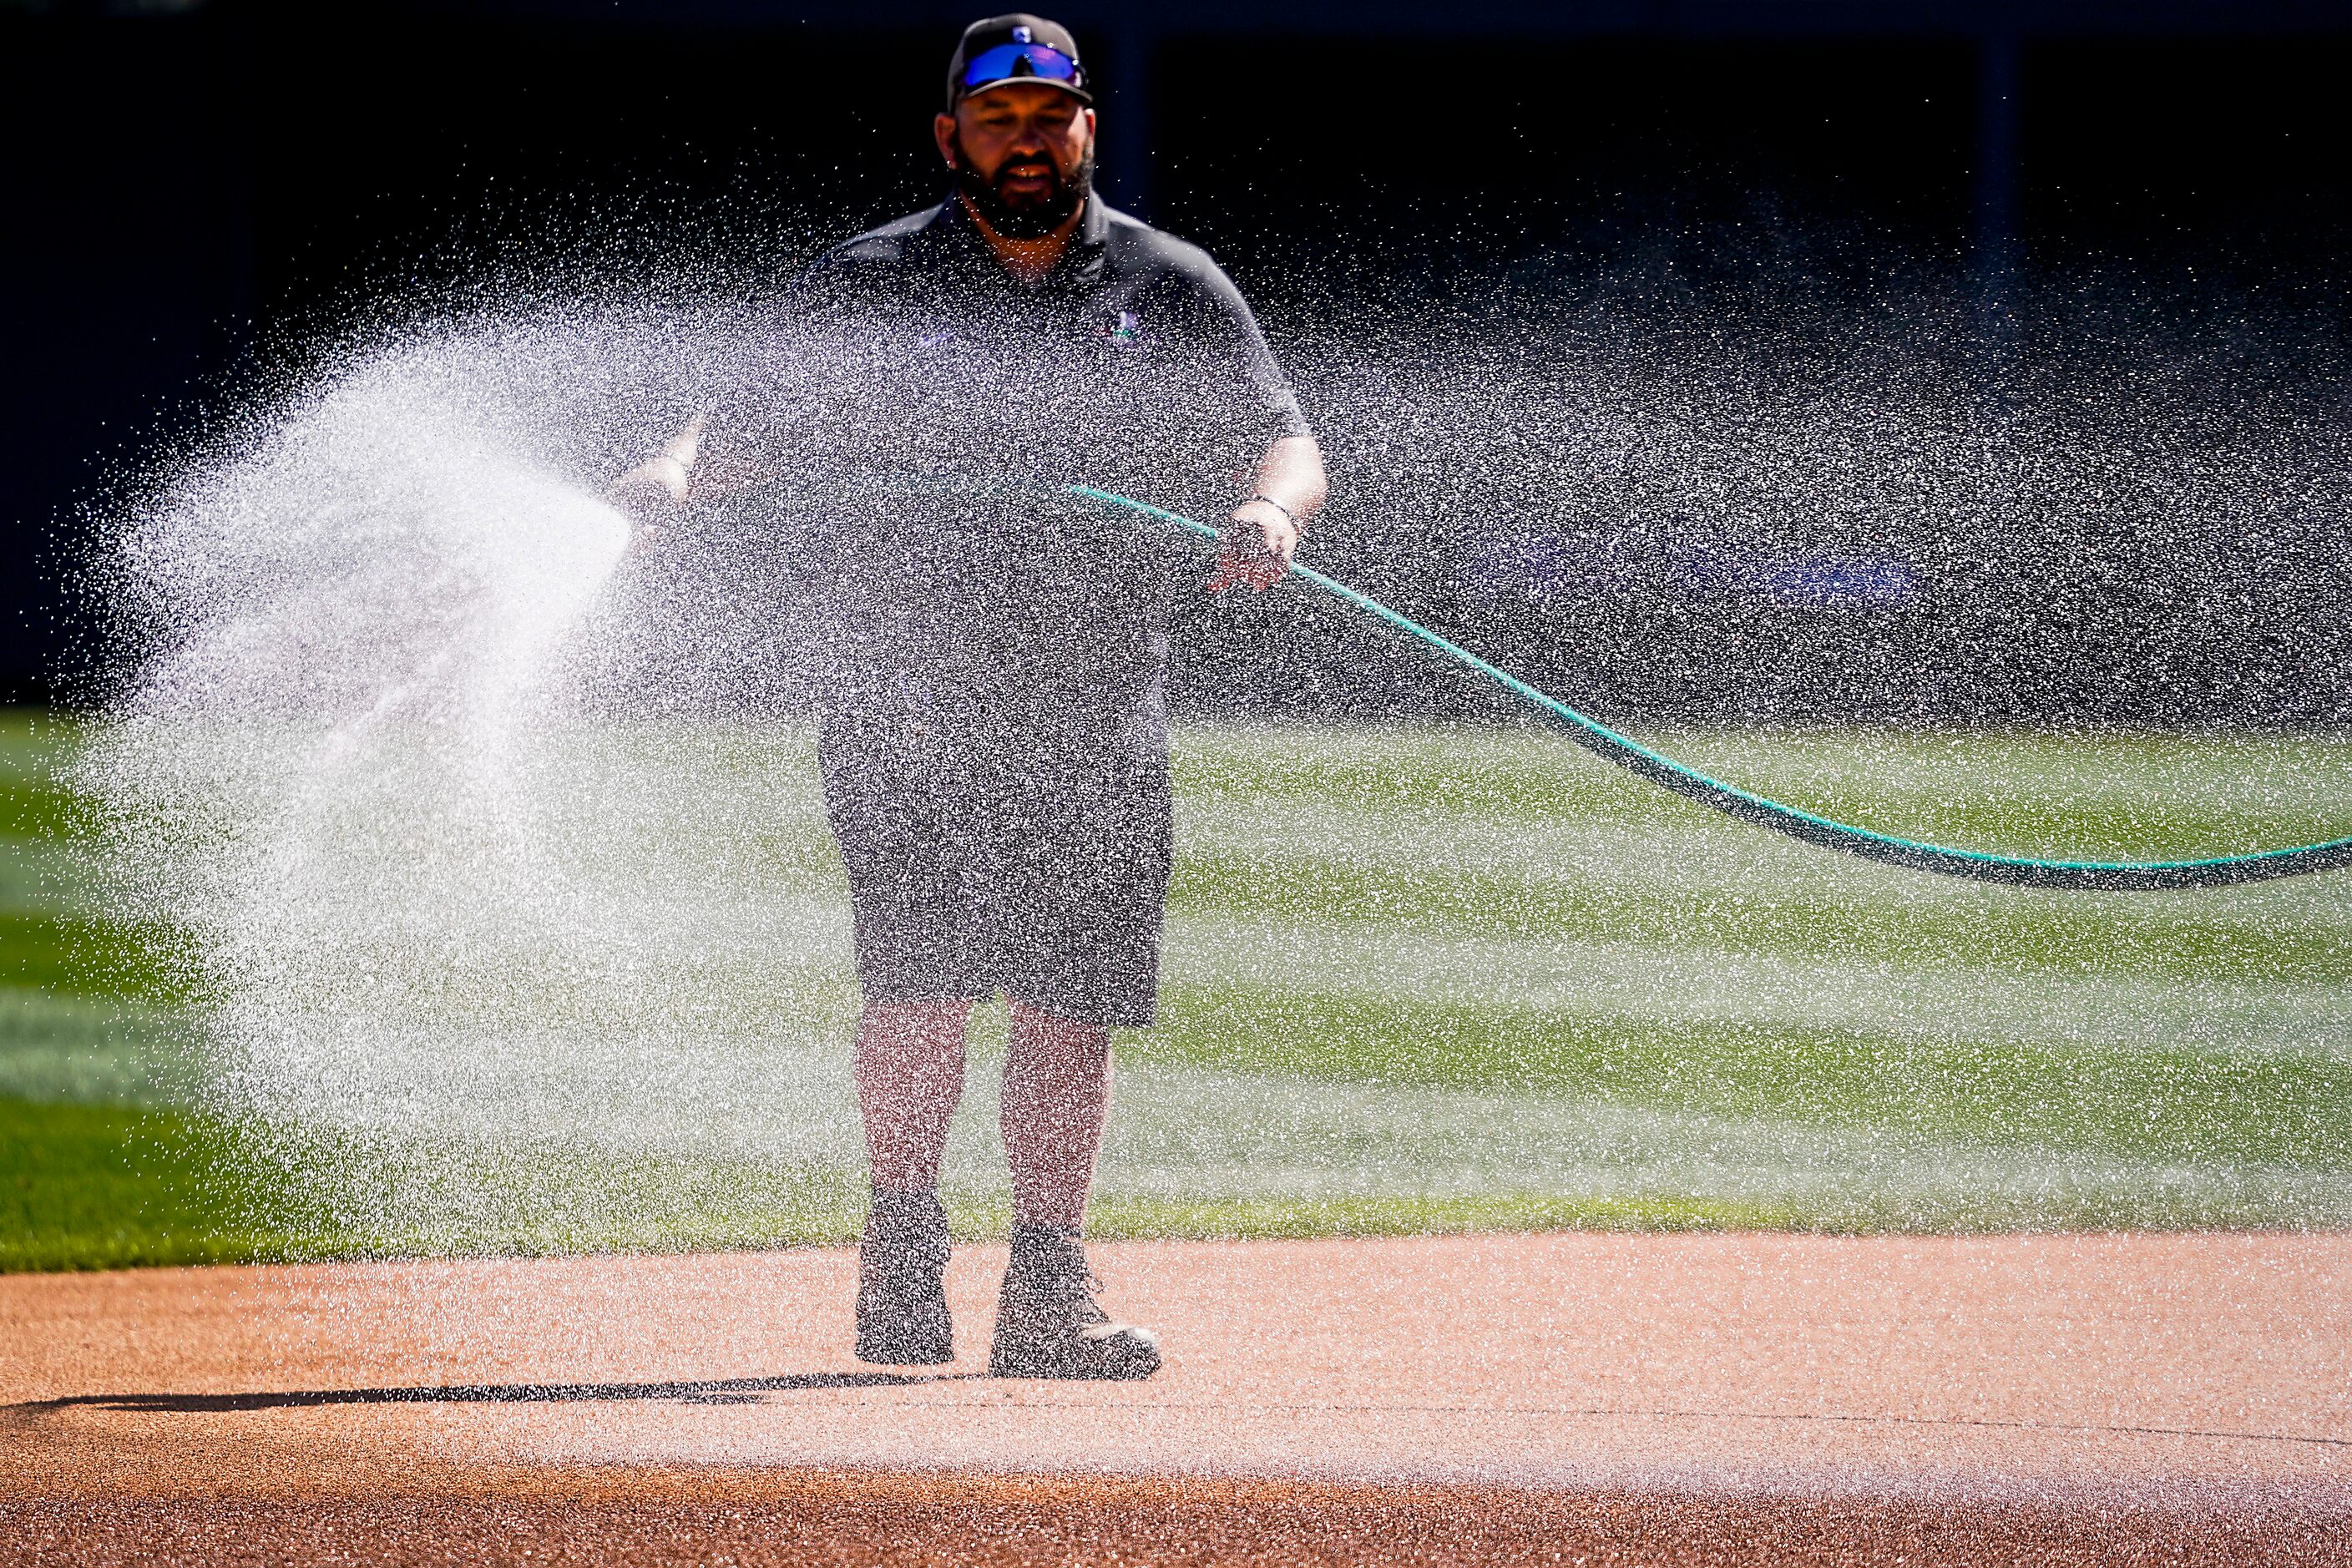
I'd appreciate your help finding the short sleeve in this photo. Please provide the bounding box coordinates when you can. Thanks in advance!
[1171,257,1311,450]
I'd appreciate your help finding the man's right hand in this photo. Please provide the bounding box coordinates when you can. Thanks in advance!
[1206,499,1299,593]
[605,413,708,550]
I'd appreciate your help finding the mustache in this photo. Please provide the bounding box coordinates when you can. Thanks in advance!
[987,150,1065,197]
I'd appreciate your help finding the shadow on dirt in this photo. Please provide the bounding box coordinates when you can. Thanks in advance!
[17,1371,984,1410]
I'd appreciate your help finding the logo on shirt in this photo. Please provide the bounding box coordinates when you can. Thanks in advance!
[1102,310,1141,347]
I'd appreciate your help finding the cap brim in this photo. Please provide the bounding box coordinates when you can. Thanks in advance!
[953,78,1093,107]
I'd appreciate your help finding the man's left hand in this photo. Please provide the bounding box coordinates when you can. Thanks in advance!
[1207,498,1298,593]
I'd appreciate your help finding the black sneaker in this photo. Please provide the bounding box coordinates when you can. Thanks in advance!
[855,1188,953,1365]
[989,1225,1161,1380]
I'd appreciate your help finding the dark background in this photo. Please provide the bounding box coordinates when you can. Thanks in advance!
[8,0,2352,722]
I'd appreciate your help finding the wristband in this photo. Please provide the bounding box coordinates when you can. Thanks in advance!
[1242,493,1297,529]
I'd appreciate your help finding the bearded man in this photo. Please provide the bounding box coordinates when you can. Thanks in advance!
[612,13,1326,1379]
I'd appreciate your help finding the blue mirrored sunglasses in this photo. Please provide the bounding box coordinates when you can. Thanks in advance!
[960,42,1080,92]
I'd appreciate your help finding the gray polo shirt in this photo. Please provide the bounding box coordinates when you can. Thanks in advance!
[726,195,1308,772]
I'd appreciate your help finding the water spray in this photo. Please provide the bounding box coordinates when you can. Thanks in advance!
[1072,485,2352,891]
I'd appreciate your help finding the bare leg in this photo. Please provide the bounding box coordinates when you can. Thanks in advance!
[855,998,974,1191]
[1001,998,1113,1231]
[990,1000,1156,1379]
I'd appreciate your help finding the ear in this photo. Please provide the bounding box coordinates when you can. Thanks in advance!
[933,112,960,169]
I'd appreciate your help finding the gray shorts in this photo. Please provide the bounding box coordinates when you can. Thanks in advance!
[818,722,1174,1029]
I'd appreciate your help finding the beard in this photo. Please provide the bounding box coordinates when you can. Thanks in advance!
[953,134,1094,240]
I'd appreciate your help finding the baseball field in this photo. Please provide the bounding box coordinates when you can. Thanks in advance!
[7,711,2351,1563]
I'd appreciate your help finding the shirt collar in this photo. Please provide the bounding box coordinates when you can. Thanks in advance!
[928,191,1107,287]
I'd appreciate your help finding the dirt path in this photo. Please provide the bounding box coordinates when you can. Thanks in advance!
[6,1232,2349,1563]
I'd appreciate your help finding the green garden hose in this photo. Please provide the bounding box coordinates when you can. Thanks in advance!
[1070,484,2352,891]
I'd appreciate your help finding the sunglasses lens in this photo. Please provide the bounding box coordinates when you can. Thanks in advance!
[961,43,1078,90]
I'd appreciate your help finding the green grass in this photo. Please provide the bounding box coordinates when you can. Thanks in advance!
[4,711,2351,1271]
[0,1092,878,1270]
[0,1095,296,1271]
[1146,984,2352,1169]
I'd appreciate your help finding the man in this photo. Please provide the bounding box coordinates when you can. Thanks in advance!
[611,14,1326,1380]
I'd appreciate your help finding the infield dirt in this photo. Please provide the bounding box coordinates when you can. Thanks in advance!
[6,1232,2348,1564]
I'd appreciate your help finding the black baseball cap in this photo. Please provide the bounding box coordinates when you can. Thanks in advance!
[944,14,1092,112]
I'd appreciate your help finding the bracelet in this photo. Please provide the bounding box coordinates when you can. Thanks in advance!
[1242,493,1298,529]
